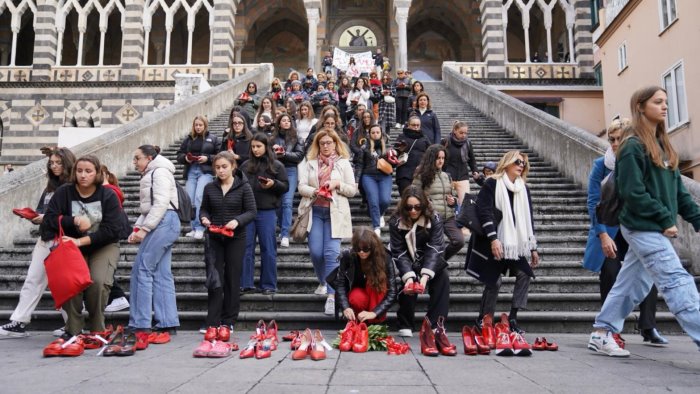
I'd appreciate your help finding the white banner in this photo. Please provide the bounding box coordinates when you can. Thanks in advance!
[332,48,375,74]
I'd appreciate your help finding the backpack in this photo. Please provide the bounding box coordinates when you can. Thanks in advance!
[596,170,623,226]
[150,168,194,223]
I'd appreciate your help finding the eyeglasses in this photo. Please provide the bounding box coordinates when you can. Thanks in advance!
[608,136,622,143]
[356,247,372,253]
[319,140,335,146]
[403,204,422,212]
[514,159,527,167]
[232,121,244,126]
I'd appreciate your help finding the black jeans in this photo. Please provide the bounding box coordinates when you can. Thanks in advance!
[395,97,409,125]
[479,266,530,319]
[397,269,450,331]
[442,217,465,261]
[206,235,245,327]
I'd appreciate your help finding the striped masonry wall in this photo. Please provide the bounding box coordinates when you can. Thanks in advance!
[210,0,236,81]
[480,0,506,79]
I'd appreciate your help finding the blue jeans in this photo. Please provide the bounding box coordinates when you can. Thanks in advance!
[278,166,297,238]
[242,209,278,290]
[308,206,341,295]
[361,173,393,228]
[129,210,181,329]
[186,164,213,232]
[594,225,700,349]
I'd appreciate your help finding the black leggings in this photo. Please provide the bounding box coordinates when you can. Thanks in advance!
[206,235,245,327]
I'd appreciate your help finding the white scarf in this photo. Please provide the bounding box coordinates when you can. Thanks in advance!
[604,147,616,171]
[495,176,537,260]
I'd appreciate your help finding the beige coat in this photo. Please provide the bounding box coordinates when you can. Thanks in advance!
[298,158,356,239]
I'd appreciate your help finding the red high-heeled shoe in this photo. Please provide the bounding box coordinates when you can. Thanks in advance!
[339,321,357,352]
[255,338,272,359]
[462,326,477,355]
[282,331,299,341]
[290,332,302,350]
[434,316,456,356]
[471,327,491,355]
[292,329,313,360]
[239,339,257,359]
[419,317,439,357]
[266,320,278,350]
[481,314,496,349]
[310,330,330,361]
[352,323,369,353]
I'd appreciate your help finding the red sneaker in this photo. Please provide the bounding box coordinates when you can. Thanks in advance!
[135,332,149,350]
[532,337,547,351]
[510,332,532,356]
[495,332,514,357]
[338,321,357,352]
[148,331,171,344]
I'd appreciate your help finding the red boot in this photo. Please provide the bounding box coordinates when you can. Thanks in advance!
[338,321,357,352]
[419,317,439,357]
[352,323,369,353]
[434,317,457,356]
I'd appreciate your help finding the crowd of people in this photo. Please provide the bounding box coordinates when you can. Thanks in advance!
[1,74,699,360]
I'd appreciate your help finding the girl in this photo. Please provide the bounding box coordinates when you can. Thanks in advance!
[393,69,412,127]
[408,81,424,110]
[346,57,360,82]
[413,145,465,261]
[589,86,700,357]
[287,80,308,104]
[354,124,394,235]
[350,110,375,158]
[240,134,289,293]
[346,77,371,112]
[394,116,431,194]
[221,112,253,166]
[338,77,352,124]
[298,129,357,314]
[268,78,285,106]
[272,114,305,247]
[295,101,318,145]
[252,97,276,132]
[443,121,479,207]
[177,115,219,239]
[378,74,396,135]
[200,152,256,335]
[410,92,441,144]
[237,82,261,121]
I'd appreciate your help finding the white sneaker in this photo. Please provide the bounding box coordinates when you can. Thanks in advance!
[380,216,385,227]
[395,123,402,129]
[52,326,65,337]
[185,230,196,237]
[374,228,382,237]
[194,230,204,240]
[324,297,335,315]
[314,284,327,295]
[105,296,130,312]
[397,329,413,337]
[280,237,289,247]
[588,330,630,357]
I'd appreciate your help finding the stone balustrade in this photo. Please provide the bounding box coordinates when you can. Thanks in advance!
[443,62,580,80]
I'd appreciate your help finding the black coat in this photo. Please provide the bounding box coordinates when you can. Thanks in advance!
[220,132,251,167]
[394,127,430,181]
[330,248,398,317]
[176,132,220,179]
[389,213,447,282]
[442,135,478,181]
[240,158,289,210]
[465,177,535,284]
[199,169,257,239]
[409,108,441,144]
[353,142,393,183]
[272,132,305,168]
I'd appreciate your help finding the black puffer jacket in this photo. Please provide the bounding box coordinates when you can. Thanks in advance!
[330,248,398,317]
[394,127,430,181]
[220,132,251,167]
[176,132,220,179]
[272,131,304,168]
[389,213,447,282]
[199,169,257,240]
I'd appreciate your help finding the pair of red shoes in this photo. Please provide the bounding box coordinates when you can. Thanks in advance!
[240,320,278,359]
[494,316,532,357]
[12,207,39,220]
[193,340,235,358]
[292,328,331,361]
[338,321,369,353]
[402,281,425,295]
[317,185,333,202]
[533,337,559,351]
[204,325,232,343]
[81,324,115,350]
[420,316,457,357]
[383,336,410,355]
[43,335,85,357]
[461,326,491,355]
[209,225,234,237]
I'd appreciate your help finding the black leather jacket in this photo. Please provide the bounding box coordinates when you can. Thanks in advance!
[272,132,304,167]
[176,132,220,179]
[331,248,397,316]
[389,213,447,282]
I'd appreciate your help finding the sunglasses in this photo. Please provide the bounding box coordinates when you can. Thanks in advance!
[514,159,527,167]
[403,204,423,212]
[356,247,372,253]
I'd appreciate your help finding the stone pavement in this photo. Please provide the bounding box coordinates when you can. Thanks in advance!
[1,331,699,394]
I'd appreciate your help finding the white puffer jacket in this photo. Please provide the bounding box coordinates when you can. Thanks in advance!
[134,154,178,232]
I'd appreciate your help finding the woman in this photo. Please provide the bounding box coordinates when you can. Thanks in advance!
[413,145,465,261]
[200,152,257,334]
[410,92,441,144]
[443,121,480,207]
[589,86,700,357]
[331,227,397,323]
[346,57,360,82]
[394,116,431,194]
[237,82,261,122]
[390,186,448,339]
[284,70,300,91]
[272,114,304,248]
[298,129,356,314]
[326,81,339,104]
[378,74,396,135]
[311,84,336,117]
[268,78,285,106]
[393,69,412,127]
[466,150,539,336]
[338,77,352,124]
[287,80,308,104]
[0,148,77,337]
[407,81,424,110]
[350,110,375,159]
[221,112,253,166]
[295,101,317,145]
[252,97,276,132]
[354,124,394,235]
[241,134,289,293]
[177,115,219,239]
[284,98,298,122]
[129,145,182,344]
[583,118,667,348]
[346,77,371,114]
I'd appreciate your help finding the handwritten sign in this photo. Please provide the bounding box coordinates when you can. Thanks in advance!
[332,48,374,74]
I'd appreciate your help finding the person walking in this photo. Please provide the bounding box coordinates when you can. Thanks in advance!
[394,116,431,194]
[272,113,304,248]
[354,124,394,236]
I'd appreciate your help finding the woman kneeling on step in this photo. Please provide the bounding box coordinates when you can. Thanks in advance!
[330,227,397,324]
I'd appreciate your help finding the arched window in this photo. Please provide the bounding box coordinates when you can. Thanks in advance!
[143,0,213,66]
[0,0,36,66]
[55,0,125,66]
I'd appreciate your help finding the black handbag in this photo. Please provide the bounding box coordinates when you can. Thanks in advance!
[455,192,484,237]
[596,170,623,226]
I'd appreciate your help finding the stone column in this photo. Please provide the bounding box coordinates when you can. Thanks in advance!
[31,0,59,81]
[121,0,147,81]
[210,0,236,81]
[234,41,245,64]
[395,7,408,71]
[480,0,506,79]
[573,0,594,77]
[306,8,319,70]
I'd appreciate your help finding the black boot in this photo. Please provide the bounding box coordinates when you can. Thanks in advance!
[641,328,669,346]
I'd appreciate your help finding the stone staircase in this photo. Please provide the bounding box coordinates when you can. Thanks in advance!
[0,81,692,333]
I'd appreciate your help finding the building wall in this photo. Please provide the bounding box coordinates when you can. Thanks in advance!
[596,0,700,179]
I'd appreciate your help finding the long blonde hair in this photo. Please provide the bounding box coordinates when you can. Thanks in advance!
[190,115,208,139]
[492,150,530,181]
[306,128,350,160]
[620,86,678,169]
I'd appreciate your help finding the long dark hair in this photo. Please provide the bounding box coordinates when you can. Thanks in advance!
[395,185,433,228]
[245,133,278,176]
[227,112,253,141]
[356,110,375,142]
[273,113,298,144]
[45,147,76,192]
[414,144,446,189]
[351,227,388,293]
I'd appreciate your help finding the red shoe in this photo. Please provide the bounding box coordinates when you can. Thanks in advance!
[471,327,491,355]
[384,336,411,355]
[419,317,439,357]
[481,314,496,349]
[292,329,313,360]
[352,323,369,353]
[12,207,39,220]
[434,317,457,356]
[532,337,547,351]
[135,332,149,350]
[239,339,257,359]
[494,321,510,336]
[290,331,302,350]
[254,319,267,340]
[80,334,108,350]
[148,331,170,344]
[510,332,532,356]
[204,327,218,342]
[255,339,272,359]
[282,330,299,341]
[317,185,333,201]
[462,326,477,355]
[499,313,511,330]
[209,225,234,237]
[612,333,625,349]
[208,341,233,358]
[44,338,68,357]
[338,321,357,352]
[266,320,279,350]
[495,331,514,357]
[193,340,214,358]
[217,326,231,342]
[61,336,85,357]
[545,338,559,351]
[310,330,329,361]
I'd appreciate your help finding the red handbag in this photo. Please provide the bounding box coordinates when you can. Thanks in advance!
[44,215,93,309]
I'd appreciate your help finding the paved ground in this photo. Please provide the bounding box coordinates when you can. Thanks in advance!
[1,331,699,393]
